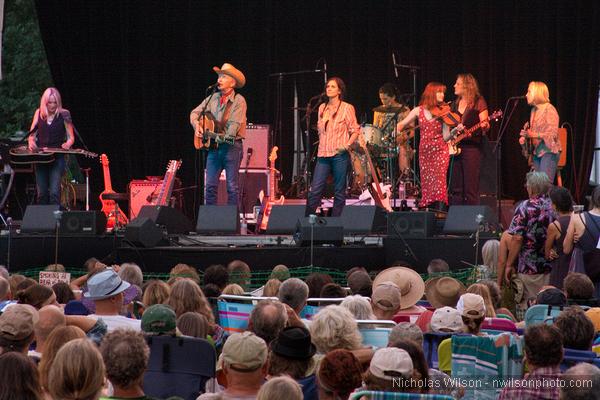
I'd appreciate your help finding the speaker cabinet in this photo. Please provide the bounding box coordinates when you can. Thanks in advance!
[59,211,106,235]
[206,169,269,215]
[265,205,307,234]
[196,205,240,234]
[443,205,498,234]
[387,212,435,238]
[242,124,270,169]
[295,217,344,246]
[341,206,388,234]
[137,205,193,234]
[124,217,166,248]
[21,205,60,233]
[129,179,183,220]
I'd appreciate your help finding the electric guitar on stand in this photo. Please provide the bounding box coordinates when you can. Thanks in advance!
[99,154,129,230]
[447,110,503,156]
[153,160,182,206]
[258,147,285,231]
[359,137,392,212]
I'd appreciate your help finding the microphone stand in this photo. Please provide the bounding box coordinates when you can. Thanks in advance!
[194,85,219,213]
[269,65,325,198]
[240,149,253,234]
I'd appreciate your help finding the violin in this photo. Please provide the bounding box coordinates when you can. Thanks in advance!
[431,103,461,127]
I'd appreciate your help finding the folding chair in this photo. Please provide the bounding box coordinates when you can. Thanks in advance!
[481,317,518,335]
[561,348,600,372]
[144,335,216,400]
[357,320,395,349]
[350,390,454,400]
[423,332,452,369]
[523,304,564,327]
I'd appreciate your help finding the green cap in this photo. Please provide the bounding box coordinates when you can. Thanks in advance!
[141,304,176,334]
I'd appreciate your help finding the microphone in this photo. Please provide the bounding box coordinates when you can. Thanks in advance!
[319,92,328,102]
[207,82,219,91]
[509,95,526,100]
[392,52,399,78]
[323,59,328,84]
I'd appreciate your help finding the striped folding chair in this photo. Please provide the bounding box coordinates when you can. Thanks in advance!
[350,390,454,400]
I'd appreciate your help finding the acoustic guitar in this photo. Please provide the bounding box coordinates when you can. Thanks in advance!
[99,154,129,230]
[258,147,285,231]
[358,138,392,212]
[193,111,235,150]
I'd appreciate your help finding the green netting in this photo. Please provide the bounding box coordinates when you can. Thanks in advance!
[16,265,484,290]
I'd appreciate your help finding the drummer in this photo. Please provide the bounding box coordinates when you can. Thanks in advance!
[373,83,411,174]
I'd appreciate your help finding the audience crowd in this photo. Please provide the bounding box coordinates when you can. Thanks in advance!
[1,178,600,399]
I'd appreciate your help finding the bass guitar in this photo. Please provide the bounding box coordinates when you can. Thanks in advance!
[447,110,503,156]
[193,111,235,150]
[153,160,182,206]
[99,154,129,230]
[258,147,285,231]
[10,145,97,164]
[358,137,392,212]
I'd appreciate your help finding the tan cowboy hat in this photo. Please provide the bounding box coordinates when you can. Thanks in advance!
[373,267,425,310]
[213,63,246,88]
[424,276,466,309]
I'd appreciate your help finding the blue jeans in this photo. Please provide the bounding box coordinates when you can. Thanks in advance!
[35,154,65,205]
[533,152,559,183]
[205,141,243,206]
[306,152,349,217]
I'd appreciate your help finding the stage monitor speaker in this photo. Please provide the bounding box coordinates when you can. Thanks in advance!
[341,206,388,234]
[124,217,166,248]
[59,211,106,235]
[443,205,498,234]
[294,217,344,246]
[242,124,270,169]
[21,205,60,233]
[265,205,306,234]
[387,212,435,238]
[138,205,193,234]
[196,205,239,234]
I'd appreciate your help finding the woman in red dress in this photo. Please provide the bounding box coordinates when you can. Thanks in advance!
[397,82,453,210]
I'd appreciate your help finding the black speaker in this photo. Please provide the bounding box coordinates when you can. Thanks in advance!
[443,205,498,234]
[294,217,344,246]
[138,206,193,234]
[341,206,388,234]
[59,211,106,235]
[265,205,306,234]
[480,138,499,196]
[196,205,239,234]
[124,217,166,248]
[21,205,60,233]
[387,212,435,238]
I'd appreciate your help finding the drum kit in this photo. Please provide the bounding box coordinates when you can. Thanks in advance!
[349,104,418,200]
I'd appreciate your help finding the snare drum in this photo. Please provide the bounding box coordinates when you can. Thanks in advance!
[361,124,384,147]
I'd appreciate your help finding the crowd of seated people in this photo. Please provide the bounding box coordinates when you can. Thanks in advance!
[1,180,600,399]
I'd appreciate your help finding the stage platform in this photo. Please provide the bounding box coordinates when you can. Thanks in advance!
[0,230,494,274]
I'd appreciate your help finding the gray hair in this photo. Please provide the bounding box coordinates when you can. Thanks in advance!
[257,376,303,400]
[427,259,449,274]
[278,278,309,311]
[119,263,143,287]
[481,239,499,273]
[526,171,551,197]
[388,322,424,347]
[35,305,66,341]
[340,295,376,320]
[560,363,600,400]
[309,305,362,354]
[248,299,288,344]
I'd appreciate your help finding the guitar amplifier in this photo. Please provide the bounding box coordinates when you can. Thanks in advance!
[205,169,270,214]
[129,178,182,220]
[242,124,270,169]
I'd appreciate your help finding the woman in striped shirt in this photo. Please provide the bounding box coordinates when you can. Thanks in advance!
[306,77,361,217]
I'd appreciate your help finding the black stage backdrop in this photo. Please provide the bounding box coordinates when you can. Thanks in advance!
[35,0,599,216]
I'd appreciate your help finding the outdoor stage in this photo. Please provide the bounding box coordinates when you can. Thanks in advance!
[0,230,494,274]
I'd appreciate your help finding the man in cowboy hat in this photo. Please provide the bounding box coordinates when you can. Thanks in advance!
[190,63,247,206]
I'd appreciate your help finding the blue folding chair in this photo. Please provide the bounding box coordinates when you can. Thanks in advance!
[350,390,454,400]
[357,320,395,349]
[423,332,452,369]
[561,348,600,372]
[144,335,216,400]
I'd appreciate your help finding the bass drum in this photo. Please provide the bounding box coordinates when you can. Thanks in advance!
[361,124,384,147]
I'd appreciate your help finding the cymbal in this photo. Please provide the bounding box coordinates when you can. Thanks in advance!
[372,105,406,113]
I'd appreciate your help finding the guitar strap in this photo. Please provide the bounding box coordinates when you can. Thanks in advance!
[220,96,235,138]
